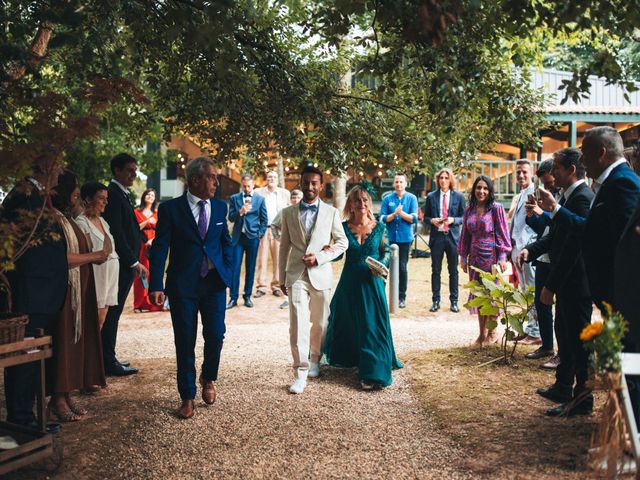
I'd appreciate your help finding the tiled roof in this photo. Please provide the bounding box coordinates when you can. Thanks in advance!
[544,105,640,114]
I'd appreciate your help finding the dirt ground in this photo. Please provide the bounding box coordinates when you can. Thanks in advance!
[0,255,612,479]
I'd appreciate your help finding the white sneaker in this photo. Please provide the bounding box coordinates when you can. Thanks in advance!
[308,362,320,378]
[289,378,307,394]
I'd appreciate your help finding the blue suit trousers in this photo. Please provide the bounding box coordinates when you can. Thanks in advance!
[230,234,260,301]
[170,270,226,401]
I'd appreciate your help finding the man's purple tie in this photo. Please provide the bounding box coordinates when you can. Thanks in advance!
[198,200,209,277]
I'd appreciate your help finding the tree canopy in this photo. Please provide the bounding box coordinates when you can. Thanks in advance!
[1,0,638,181]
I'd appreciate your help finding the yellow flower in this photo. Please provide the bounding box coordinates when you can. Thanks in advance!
[580,321,604,342]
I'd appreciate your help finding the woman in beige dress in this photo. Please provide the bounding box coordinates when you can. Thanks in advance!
[76,182,120,329]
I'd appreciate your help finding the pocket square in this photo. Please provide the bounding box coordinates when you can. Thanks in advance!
[594,202,605,208]
[216,222,223,225]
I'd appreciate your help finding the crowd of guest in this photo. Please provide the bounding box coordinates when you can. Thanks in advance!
[1,154,146,427]
[2,126,640,423]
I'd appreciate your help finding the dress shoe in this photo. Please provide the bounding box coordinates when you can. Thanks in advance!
[546,399,593,417]
[541,355,561,370]
[361,380,383,391]
[429,301,440,312]
[308,362,320,378]
[525,347,554,360]
[289,378,307,394]
[105,364,139,376]
[450,302,459,313]
[177,400,195,419]
[226,299,238,309]
[199,375,216,405]
[244,297,254,308]
[520,335,542,346]
[254,290,266,298]
[279,300,289,309]
[537,385,572,404]
[116,359,130,368]
[399,300,406,309]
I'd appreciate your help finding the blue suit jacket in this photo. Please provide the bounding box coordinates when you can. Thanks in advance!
[228,192,268,245]
[553,163,640,306]
[149,194,233,299]
[423,189,466,246]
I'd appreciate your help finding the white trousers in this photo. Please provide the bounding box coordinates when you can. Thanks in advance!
[512,247,539,337]
[288,277,331,376]
[256,229,281,292]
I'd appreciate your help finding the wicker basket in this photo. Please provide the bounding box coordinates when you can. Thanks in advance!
[0,313,29,345]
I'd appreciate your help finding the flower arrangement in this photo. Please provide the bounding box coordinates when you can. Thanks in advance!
[580,304,629,477]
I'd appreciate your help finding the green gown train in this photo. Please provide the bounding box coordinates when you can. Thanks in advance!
[323,221,403,386]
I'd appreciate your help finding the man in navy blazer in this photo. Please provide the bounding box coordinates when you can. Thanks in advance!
[538,126,640,312]
[423,168,465,312]
[149,157,233,420]
[227,174,268,309]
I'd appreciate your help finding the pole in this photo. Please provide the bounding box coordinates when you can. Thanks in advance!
[389,244,399,313]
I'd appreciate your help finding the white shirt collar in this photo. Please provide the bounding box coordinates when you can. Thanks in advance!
[301,199,319,207]
[187,190,208,206]
[27,177,43,191]
[111,178,129,195]
[595,158,627,187]
[562,179,586,200]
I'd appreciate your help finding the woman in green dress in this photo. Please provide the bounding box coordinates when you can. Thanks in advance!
[323,186,403,390]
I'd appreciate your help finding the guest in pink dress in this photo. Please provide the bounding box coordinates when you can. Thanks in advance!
[458,175,511,345]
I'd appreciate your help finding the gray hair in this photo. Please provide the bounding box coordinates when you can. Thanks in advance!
[516,159,531,168]
[185,157,214,186]
[584,126,624,159]
[290,189,302,197]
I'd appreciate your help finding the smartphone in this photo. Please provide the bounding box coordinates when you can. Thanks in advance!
[533,177,540,201]
[141,271,149,289]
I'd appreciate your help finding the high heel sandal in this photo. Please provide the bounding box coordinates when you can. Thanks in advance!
[48,405,81,422]
[67,398,88,416]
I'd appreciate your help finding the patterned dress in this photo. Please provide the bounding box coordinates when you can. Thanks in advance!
[458,203,512,313]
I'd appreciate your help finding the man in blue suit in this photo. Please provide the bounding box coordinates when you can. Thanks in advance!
[227,174,268,309]
[149,157,233,420]
[423,168,466,312]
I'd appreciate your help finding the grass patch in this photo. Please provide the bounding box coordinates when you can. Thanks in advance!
[406,345,600,478]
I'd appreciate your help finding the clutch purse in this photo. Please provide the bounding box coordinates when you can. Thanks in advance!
[366,256,389,280]
[491,262,513,277]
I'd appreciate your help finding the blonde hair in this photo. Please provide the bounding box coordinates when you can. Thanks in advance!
[434,167,457,191]
[343,186,376,222]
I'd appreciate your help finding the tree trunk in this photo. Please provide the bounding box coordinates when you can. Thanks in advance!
[5,21,54,82]
[277,154,285,188]
[333,175,347,211]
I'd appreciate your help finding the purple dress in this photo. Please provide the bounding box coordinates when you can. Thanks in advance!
[458,203,512,313]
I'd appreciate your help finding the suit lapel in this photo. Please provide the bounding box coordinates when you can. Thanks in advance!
[180,194,200,237]
[204,198,216,241]
[435,191,441,217]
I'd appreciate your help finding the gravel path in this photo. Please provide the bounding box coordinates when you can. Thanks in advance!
[94,290,478,479]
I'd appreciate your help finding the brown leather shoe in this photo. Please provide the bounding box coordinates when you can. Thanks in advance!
[199,375,216,405]
[177,400,195,419]
[519,335,542,346]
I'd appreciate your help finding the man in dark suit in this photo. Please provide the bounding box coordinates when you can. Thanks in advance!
[227,174,267,309]
[102,153,146,376]
[519,148,594,416]
[537,126,640,312]
[523,160,559,362]
[149,157,233,419]
[423,168,466,312]
[1,156,68,427]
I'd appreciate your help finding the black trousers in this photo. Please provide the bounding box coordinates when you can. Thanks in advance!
[4,312,56,425]
[430,233,459,303]
[555,292,592,395]
[102,263,135,368]
[534,262,554,351]
[394,242,411,301]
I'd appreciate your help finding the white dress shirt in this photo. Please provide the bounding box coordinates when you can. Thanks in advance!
[111,178,130,196]
[592,158,628,197]
[263,189,278,225]
[551,179,586,218]
[186,190,214,269]
[300,199,320,234]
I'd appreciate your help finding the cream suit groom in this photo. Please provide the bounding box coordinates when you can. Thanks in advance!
[279,166,348,394]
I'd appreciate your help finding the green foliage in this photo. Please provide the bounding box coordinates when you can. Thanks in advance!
[464,267,535,364]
